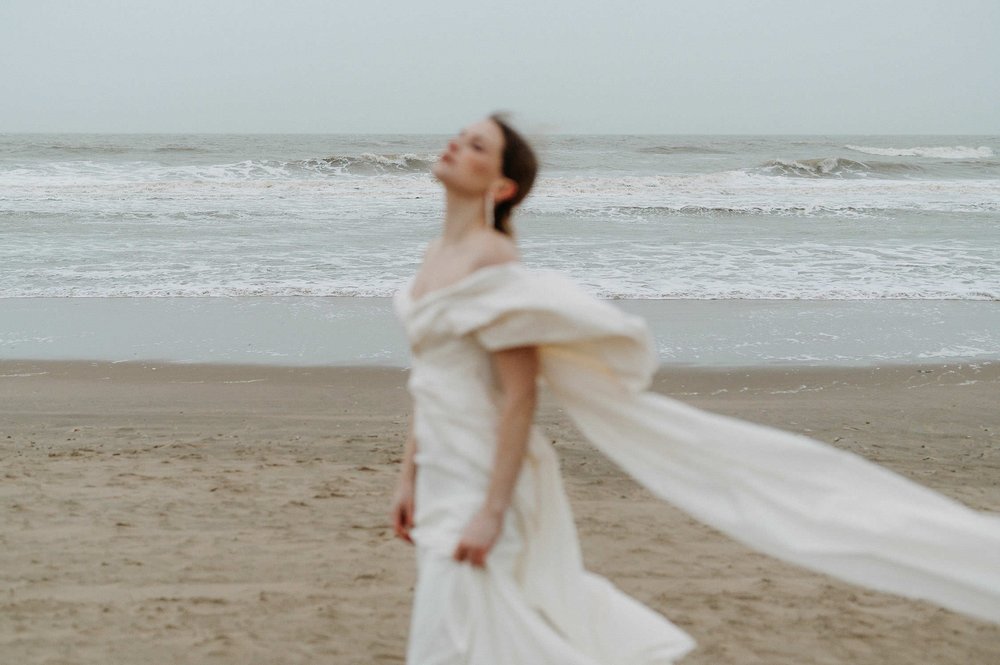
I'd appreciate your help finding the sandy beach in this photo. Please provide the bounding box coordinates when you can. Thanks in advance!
[1,359,998,664]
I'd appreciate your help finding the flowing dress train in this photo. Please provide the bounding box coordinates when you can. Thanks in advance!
[393,262,1000,665]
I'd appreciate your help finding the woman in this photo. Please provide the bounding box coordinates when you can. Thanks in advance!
[390,114,1000,664]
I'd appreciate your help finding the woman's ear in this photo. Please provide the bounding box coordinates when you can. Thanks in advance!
[494,178,519,205]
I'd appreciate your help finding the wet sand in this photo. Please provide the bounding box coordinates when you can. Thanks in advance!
[1,360,998,664]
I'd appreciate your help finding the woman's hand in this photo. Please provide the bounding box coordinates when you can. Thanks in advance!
[390,479,416,544]
[453,508,504,568]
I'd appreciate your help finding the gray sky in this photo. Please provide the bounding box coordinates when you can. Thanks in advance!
[1,0,997,134]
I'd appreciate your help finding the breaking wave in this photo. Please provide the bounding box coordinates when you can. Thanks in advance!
[303,152,435,174]
[756,157,923,178]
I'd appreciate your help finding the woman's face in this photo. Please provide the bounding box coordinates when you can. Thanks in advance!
[432,118,506,196]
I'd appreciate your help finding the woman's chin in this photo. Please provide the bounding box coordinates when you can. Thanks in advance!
[430,165,456,187]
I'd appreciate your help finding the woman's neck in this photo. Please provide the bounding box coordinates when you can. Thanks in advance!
[441,189,488,244]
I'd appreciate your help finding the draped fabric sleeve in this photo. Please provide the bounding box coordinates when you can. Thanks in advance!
[442,267,1000,624]
[446,269,659,392]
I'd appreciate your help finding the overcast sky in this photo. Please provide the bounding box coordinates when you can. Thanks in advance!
[1,0,997,134]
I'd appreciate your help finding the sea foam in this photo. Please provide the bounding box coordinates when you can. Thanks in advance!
[3,133,999,302]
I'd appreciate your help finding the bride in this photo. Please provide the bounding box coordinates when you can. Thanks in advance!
[389,114,1000,664]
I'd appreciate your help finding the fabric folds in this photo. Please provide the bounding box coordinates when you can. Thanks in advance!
[401,262,1000,625]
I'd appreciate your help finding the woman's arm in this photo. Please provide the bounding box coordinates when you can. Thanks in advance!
[390,410,418,544]
[453,345,539,567]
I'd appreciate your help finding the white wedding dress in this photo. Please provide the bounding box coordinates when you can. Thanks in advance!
[393,262,1000,665]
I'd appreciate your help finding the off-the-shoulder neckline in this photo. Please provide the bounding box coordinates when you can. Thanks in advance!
[403,261,523,308]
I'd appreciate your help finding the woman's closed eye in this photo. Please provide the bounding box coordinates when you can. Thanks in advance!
[457,130,485,152]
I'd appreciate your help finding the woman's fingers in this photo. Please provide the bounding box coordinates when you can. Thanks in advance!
[453,541,487,568]
[393,503,404,526]
[401,508,413,542]
[392,509,405,538]
[391,502,414,544]
[404,498,414,528]
[453,511,501,567]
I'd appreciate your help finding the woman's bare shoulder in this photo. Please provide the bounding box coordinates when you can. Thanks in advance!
[470,229,520,270]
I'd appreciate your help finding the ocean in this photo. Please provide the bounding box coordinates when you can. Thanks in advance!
[2,133,999,366]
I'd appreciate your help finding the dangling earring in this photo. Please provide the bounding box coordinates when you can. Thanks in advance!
[484,189,495,228]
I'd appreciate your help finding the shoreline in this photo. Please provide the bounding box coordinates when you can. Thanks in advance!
[3,296,999,368]
[1,355,998,379]
[2,359,998,663]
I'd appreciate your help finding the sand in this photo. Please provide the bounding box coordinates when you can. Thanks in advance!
[1,359,998,664]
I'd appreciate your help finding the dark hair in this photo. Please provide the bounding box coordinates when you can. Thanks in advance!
[489,113,538,236]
